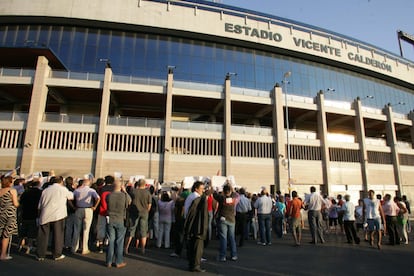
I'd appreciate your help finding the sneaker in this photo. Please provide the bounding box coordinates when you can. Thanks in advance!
[201,257,207,262]
[170,252,179,257]
[267,242,272,246]
[218,257,226,262]
[257,242,266,246]
[37,257,45,261]
[54,254,65,261]
[231,256,238,261]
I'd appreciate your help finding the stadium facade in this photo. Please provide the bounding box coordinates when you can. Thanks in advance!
[1,0,414,199]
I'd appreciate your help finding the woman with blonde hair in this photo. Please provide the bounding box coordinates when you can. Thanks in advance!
[0,175,19,260]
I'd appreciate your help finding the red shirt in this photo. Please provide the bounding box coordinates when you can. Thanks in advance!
[207,194,213,212]
[288,197,302,219]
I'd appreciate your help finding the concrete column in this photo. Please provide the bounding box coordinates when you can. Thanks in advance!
[409,111,414,149]
[162,72,173,181]
[224,76,232,176]
[20,56,51,175]
[316,91,331,195]
[383,105,403,196]
[354,98,369,194]
[94,67,112,177]
[272,84,286,191]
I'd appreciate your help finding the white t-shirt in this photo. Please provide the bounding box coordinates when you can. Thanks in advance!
[38,183,74,225]
[305,192,324,211]
[363,197,380,219]
[341,201,355,221]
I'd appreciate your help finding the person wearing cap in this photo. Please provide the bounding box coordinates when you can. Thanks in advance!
[0,175,19,260]
[72,176,100,254]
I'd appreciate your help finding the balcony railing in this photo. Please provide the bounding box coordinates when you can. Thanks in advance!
[232,87,271,98]
[174,80,223,93]
[172,121,223,132]
[108,116,164,128]
[43,113,100,124]
[0,112,28,122]
[112,75,167,86]
[232,125,272,136]
[0,68,35,77]
[285,129,318,140]
[50,70,104,81]
[365,137,387,146]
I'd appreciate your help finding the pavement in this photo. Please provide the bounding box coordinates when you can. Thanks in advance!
[1,227,414,276]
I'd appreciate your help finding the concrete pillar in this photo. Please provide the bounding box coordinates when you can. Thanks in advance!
[20,56,51,175]
[383,105,403,196]
[94,67,112,177]
[272,84,286,192]
[224,76,232,176]
[354,98,369,194]
[409,111,414,149]
[316,90,331,195]
[162,71,174,181]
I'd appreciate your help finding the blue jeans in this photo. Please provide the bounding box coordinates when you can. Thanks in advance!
[218,219,237,259]
[106,221,126,266]
[258,213,272,244]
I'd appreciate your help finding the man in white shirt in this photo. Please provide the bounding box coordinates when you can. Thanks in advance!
[341,194,360,244]
[254,189,273,245]
[363,190,386,249]
[304,186,325,244]
[37,176,74,261]
[72,177,100,254]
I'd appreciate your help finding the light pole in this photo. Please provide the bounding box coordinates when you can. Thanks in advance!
[282,71,292,194]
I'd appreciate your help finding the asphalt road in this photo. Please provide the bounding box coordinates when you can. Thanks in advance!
[1,227,414,276]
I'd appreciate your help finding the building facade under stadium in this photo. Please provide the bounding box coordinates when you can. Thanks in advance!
[1,0,414,199]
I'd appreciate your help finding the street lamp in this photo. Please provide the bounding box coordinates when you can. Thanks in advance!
[226,72,237,80]
[167,65,176,74]
[388,101,406,107]
[282,71,292,194]
[99,58,111,68]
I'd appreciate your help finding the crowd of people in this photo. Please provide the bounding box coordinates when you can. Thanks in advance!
[0,172,411,272]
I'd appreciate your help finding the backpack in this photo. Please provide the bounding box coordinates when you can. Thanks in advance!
[273,203,284,218]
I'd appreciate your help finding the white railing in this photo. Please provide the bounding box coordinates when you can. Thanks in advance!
[285,129,317,140]
[232,125,272,136]
[324,100,352,110]
[112,75,167,86]
[365,137,387,146]
[0,68,35,77]
[108,116,164,128]
[50,70,104,81]
[231,87,271,98]
[361,106,383,115]
[286,94,314,104]
[43,113,100,124]
[174,80,223,92]
[172,121,223,132]
[396,141,412,149]
[0,112,28,121]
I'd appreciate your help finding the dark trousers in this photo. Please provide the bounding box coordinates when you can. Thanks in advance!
[37,218,65,258]
[344,220,360,244]
[187,237,204,271]
[235,212,248,246]
[172,219,185,255]
[386,216,400,245]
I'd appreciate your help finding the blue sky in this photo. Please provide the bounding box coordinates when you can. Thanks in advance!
[221,0,414,61]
